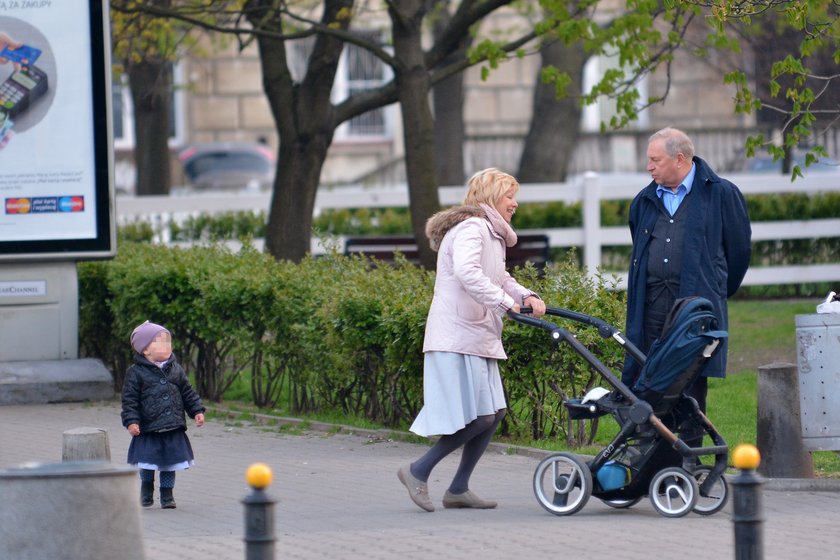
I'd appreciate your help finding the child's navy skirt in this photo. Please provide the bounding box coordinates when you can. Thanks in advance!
[127,428,195,471]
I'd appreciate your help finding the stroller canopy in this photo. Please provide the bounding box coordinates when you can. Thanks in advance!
[632,297,728,395]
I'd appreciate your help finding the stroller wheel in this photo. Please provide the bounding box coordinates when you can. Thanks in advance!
[692,465,729,515]
[648,467,699,518]
[602,496,643,509]
[533,452,592,516]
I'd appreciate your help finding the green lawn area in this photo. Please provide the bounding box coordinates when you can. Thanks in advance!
[726,298,816,375]
[713,298,840,476]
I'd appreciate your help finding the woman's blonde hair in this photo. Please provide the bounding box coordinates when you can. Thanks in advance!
[463,168,520,206]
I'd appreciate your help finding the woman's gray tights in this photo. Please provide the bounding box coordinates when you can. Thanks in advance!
[410,409,506,494]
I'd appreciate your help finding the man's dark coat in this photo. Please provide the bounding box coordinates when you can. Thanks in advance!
[622,156,752,384]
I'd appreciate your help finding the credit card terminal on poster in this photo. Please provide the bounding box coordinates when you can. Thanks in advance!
[0,65,49,118]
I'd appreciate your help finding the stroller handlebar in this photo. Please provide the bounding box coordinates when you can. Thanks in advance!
[506,307,638,403]
[509,305,646,366]
[506,308,557,332]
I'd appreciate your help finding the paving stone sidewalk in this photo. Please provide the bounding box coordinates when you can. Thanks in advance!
[1,401,839,560]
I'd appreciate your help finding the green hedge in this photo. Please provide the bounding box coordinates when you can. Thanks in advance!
[119,193,840,278]
[79,244,624,443]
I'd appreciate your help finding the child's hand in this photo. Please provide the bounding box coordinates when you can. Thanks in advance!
[127,424,140,437]
[195,413,205,427]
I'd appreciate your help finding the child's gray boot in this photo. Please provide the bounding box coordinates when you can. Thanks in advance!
[160,487,176,509]
[140,481,154,507]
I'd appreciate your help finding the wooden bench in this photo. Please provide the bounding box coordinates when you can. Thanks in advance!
[344,233,550,272]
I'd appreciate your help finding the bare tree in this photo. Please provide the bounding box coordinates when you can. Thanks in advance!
[113,0,839,256]
[112,0,183,195]
[127,60,173,195]
[114,0,549,266]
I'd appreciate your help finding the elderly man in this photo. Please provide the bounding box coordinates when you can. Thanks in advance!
[622,127,752,414]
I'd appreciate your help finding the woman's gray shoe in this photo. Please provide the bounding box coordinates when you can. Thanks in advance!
[442,489,497,509]
[397,465,434,512]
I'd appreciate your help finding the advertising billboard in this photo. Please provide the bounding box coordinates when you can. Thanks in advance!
[0,0,114,261]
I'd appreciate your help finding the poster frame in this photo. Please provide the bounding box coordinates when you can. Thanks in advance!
[0,0,115,262]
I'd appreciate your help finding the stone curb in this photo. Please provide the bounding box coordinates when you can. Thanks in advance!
[209,405,840,492]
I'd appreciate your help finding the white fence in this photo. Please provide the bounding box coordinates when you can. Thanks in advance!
[116,171,840,289]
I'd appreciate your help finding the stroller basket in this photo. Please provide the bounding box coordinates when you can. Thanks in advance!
[508,296,730,518]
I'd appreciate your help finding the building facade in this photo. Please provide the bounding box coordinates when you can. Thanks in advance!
[113,10,771,193]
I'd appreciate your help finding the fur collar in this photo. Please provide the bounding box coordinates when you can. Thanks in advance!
[424,204,518,251]
[425,205,486,251]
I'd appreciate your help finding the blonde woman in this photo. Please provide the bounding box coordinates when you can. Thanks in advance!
[398,168,546,512]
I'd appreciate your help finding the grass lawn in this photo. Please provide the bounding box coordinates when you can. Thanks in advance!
[713,298,840,477]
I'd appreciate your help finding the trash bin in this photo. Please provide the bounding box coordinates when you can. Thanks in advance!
[796,313,840,451]
[0,461,145,560]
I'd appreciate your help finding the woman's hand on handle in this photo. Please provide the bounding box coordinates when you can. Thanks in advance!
[524,295,546,317]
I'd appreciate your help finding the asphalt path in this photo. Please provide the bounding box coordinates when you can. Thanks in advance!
[1,401,839,560]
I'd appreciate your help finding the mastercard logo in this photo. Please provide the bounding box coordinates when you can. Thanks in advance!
[59,196,85,212]
[5,198,31,214]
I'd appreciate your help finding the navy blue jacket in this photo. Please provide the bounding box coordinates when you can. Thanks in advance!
[622,157,752,383]
[121,352,205,433]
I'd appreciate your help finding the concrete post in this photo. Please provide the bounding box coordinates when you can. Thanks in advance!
[756,362,814,478]
[62,427,112,462]
[0,462,145,560]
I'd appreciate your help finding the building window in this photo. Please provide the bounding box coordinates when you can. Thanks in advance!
[341,34,389,137]
[289,33,392,140]
[581,55,649,133]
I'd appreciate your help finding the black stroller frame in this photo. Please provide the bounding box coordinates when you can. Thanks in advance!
[508,300,729,518]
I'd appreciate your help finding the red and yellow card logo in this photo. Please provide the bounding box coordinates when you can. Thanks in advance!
[5,198,31,214]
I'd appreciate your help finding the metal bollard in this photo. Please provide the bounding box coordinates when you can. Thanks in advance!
[242,463,276,560]
[731,444,765,560]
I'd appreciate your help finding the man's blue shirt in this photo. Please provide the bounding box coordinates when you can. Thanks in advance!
[656,163,696,215]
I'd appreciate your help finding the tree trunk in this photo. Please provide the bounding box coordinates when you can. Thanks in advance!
[264,139,329,261]
[128,61,172,196]
[432,3,469,187]
[247,0,348,262]
[391,0,440,270]
[517,40,586,183]
[433,65,466,186]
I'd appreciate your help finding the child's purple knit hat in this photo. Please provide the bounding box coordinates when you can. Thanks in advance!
[130,321,170,354]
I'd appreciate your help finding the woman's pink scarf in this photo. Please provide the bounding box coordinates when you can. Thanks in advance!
[480,203,517,247]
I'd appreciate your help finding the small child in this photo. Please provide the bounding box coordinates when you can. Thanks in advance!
[121,321,205,509]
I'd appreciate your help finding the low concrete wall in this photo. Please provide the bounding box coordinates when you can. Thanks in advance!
[0,358,114,405]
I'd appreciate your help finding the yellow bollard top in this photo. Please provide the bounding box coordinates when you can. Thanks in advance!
[245,462,273,489]
[732,444,761,470]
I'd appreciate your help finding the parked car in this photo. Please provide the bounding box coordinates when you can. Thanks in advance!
[177,142,275,192]
[741,149,840,174]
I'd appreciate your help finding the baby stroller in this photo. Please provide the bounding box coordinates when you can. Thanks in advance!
[508,296,730,518]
